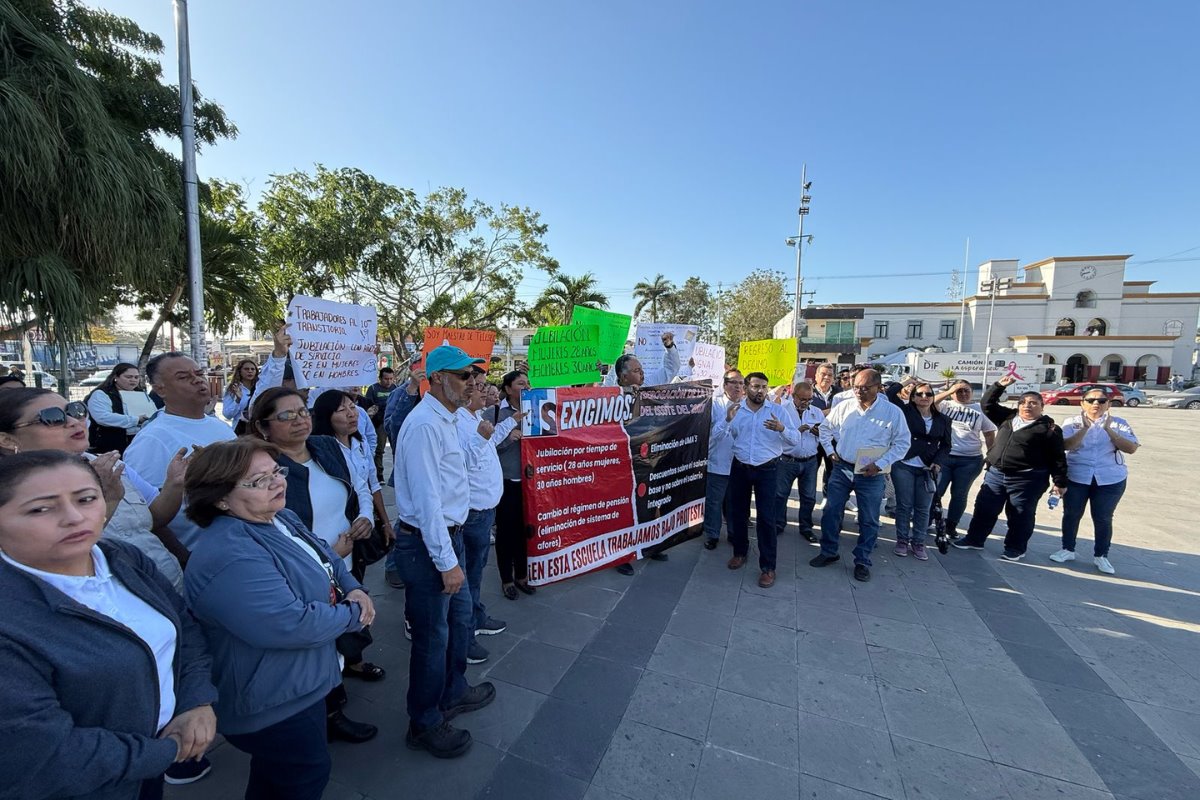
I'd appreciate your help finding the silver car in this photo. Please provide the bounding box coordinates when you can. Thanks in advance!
[1151,386,1200,409]
[1114,383,1148,407]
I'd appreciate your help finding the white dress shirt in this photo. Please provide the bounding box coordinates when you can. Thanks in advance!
[830,388,856,409]
[455,408,517,510]
[707,393,738,476]
[1060,415,1137,486]
[819,394,911,471]
[2,546,178,731]
[779,402,825,459]
[713,399,800,466]
[394,394,470,572]
[938,400,998,457]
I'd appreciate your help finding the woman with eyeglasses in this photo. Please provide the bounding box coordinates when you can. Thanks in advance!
[0,450,217,800]
[249,387,386,722]
[0,388,189,590]
[85,363,154,455]
[182,439,375,799]
[931,380,998,540]
[885,380,952,560]
[222,359,260,435]
[1050,387,1139,574]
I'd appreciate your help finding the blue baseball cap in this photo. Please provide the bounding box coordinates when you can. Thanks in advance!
[426,344,486,375]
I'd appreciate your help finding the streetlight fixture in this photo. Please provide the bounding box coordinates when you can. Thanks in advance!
[786,166,812,340]
[979,276,1013,386]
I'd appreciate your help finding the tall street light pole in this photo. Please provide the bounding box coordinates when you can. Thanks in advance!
[174,0,205,367]
[979,275,1013,387]
[786,165,811,341]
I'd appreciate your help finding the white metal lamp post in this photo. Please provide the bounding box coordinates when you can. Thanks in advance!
[979,276,1013,386]
[785,166,811,341]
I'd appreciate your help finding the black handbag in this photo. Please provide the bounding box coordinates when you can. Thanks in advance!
[352,517,393,569]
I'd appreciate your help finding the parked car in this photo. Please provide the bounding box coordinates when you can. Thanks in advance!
[1040,383,1126,407]
[79,370,111,387]
[1151,386,1200,410]
[1112,384,1148,407]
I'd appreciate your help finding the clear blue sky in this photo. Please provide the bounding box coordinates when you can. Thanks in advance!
[107,0,1200,317]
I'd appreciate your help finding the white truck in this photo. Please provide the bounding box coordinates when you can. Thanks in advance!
[886,352,1050,394]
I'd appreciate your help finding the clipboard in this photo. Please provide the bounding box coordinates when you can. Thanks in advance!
[854,446,889,474]
[119,390,157,422]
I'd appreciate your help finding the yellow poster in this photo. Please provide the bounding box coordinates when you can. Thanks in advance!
[737,338,798,386]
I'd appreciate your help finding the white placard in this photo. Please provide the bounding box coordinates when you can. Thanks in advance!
[118,390,157,421]
[634,323,699,383]
[286,295,379,387]
[690,342,726,386]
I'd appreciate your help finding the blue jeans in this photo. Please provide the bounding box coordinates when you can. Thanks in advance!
[962,467,1049,555]
[891,462,934,544]
[462,507,496,632]
[393,528,472,730]
[819,463,886,567]
[775,455,819,535]
[223,699,330,800]
[728,459,780,571]
[702,472,732,541]
[1061,478,1126,557]
[933,454,985,533]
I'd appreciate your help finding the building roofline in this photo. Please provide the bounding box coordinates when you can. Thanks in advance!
[1022,254,1133,270]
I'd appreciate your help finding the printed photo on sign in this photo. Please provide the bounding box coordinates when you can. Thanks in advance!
[522,387,560,437]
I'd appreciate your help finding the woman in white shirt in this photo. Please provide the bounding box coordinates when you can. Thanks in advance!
[222,359,259,435]
[1051,387,1139,575]
[86,363,153,455]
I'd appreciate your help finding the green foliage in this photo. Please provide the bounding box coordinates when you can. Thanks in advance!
[632,273,676,322]
[528,272,608,325]
[659,276,715,337]
[719,269,790,362]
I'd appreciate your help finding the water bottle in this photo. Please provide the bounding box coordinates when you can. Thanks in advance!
[1047,494,1060,510]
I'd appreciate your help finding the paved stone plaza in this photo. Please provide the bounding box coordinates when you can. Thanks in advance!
[170,403,1200,799]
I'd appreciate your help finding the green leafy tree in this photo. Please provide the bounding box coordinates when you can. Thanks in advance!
[720,269,790,362]
[659,276,716,337]
[633,273,676,322]
[528,272,608,325]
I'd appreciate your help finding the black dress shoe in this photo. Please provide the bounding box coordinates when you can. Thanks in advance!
[616,562,635,575]
[649,552,669,561]
[800,530,819,544]
[327,710,378,743]
[406,721,472,759]
[514,580,536,595]
[809,553,840,568]
[443,681,497,721]
[502,583,519,600]
[703,539,718,550]
[854,564,871,582]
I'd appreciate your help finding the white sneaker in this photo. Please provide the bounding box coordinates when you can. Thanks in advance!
[1095,556,1115,575]
[1049,549,1076,563]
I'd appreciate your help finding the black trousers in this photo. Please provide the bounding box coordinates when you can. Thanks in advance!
[494,480,528,583]
[224,699,331,800]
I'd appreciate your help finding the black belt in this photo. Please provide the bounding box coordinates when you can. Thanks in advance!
[780,454,818,463]
[734,457,780,469]
[397,521,464,536]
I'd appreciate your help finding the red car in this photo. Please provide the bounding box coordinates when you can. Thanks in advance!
[1040,383,1126,407]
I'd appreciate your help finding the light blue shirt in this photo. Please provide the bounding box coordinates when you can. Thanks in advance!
[1061,414,1137,486]
[707,393,738,475]
[1,546,177,731]
[779,401,825,459]
[819,393,911,471]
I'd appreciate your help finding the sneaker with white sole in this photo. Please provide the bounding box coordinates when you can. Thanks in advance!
[1095,556,1115,575]
[1000,550,1024,562]
[911,542,929,561]
[952,540,984,551]
[893,541,909,557]
[1049,549,1076,563]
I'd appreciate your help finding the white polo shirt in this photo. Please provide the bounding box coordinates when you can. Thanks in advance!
[1060,414,1138,486]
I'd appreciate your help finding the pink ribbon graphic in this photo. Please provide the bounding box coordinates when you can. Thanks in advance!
[1004,361,1024,380]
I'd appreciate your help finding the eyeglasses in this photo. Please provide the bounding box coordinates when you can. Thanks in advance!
[272,407,311,422]
[1082,397,1110,404]
[913,392,936,398]
[442,370,475,381]
[238,466,288,490]
[852,385,878,393]
[12,402,88,429]
[724,379,745,385]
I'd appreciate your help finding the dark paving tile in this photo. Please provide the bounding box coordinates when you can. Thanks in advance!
[969,705,1106,790]
[525,606,604,652]
[691,745,800,800]
[795,710,905,799]
[981,608,1071,650]
[664,604,734,646]
[1032,680,1164,747]
[950,665,1051,718]
[892,736,1011,800]
[555,586,624,618]
[708,690,799,771]
[606,591,676,633]
[363,739,503,800]
[928,627,1020,673]
[551,654,642,717]
[591,719,702,800]
[913,599,993,637]
[718,648,799,708]
[958,585,1042,619]
[1000,640,1115,694]
[508,697,621,781]
[646,633,726,686]
[625,670,716,741]
[582,622,663,668]
[995,765,1117,800]
[1069,728,1200,800]
[485,639,579,694]
[475,754,588,800]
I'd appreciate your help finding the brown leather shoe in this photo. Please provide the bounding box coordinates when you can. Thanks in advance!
[758,570,776,588]
[727,555,747,570]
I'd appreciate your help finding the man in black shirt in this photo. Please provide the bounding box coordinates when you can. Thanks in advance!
[364,367,396,481]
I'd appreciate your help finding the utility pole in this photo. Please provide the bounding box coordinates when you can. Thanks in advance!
[786,166,812,340]
[715,282,723,342]
[979,275,1013,386]
[174,0,205,367]
[956,237,969,351]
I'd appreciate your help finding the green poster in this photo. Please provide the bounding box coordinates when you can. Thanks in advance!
[527,324,602,388]
[571,306,632,364]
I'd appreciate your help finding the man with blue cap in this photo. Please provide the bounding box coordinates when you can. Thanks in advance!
[392,344,497,758]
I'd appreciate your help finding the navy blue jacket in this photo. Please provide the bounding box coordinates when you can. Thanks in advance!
[0,540,217,800]
[886,383,953,468]
[183,509,364,735]
[277,435,363,532]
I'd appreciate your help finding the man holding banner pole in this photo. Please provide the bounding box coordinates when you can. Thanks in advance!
[715,371,801,588]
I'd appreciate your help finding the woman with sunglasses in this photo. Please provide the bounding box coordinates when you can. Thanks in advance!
[0,450,217,800]
[249,387,387,715]
[1050,387,1139,574]
[85,363,153,455]
[0,388,189,590]
[182,439,374,799]
[222,359,260,435]
[885,380,952,560]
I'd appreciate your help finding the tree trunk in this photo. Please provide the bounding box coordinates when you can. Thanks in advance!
[139,281,185,369]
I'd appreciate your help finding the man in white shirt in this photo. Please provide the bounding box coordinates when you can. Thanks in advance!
[809,363,838,494]
[713,371,800,588]
[702,369,744,550]
[775,381,825,545]
[124,352,236,549]
[393,345,496,759]
[932,381,997,539]
[811,369,911,582]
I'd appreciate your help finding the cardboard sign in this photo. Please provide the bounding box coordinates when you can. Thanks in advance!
[635,323,698,383]
[286,295,378,386]
[737,338,798,386]
[526,325,601,388]
[690,342,725,386]
[572,306,632,364]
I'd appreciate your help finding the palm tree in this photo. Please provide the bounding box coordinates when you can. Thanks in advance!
[633,274,676,322]
[533,272,609,325]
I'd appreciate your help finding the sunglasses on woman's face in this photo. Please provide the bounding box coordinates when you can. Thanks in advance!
[1082,397,1109,405]
[913,392,936,398]
[12,402,88,429]
[272,408,311,422]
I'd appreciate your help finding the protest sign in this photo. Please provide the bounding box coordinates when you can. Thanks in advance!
[690,342,725,385]
[286,295,378,386]
[419,327,496,389]
[634,323,698,384]
[572,306,632,364]
[521,381,711,585]
[526,324,601,388]
[737,338,797,386]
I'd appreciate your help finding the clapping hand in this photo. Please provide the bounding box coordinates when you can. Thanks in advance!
[763,416,784,432]
[997,374,1017,387]
[272,323,292,358]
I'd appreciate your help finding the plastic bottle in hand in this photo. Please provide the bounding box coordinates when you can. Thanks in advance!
[1047,494,1060,510]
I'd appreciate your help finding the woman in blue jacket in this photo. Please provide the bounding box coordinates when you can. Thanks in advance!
[0,450,217,800]
[886,380,953,560]
[183,438,377,800]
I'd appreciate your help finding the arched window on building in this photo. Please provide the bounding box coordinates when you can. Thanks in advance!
[1085,318,1107,336]
[1075,290,1097,309]
[1054,318,1076,336]
[522,334,534,346]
